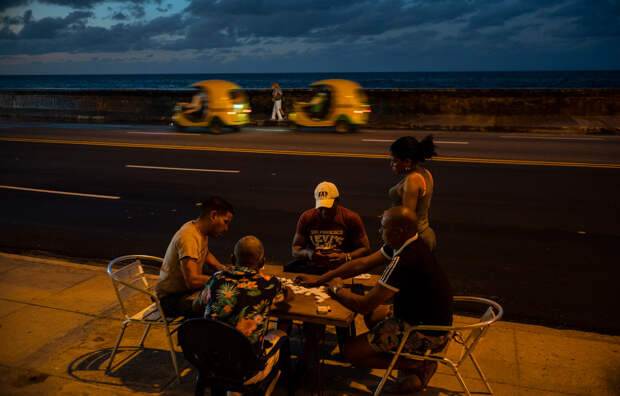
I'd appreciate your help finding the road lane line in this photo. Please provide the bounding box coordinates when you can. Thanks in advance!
[2,137,619,169]
[0,185,120,199]
[436,140,469,144]
[126,164,239,173]
[362,139,469,144]
[500,135,605,141]
[128,131,190,136]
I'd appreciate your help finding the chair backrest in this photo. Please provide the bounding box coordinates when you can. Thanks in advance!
[178,318,264,388]
[108,255,163,318]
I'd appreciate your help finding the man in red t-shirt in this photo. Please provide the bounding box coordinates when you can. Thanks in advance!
[287,181,370,274]
[284,181,370,386]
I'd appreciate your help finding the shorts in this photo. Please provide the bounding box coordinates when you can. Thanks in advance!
[367,318,449,355]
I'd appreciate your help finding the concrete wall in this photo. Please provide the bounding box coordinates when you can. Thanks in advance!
[1,88,618,133]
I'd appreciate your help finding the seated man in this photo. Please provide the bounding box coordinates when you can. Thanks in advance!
[183,91,208,117]
[306,91,327,119]
[155,196,233,317]
[286,181,370,383]
[326,206,453,394]
[288,181,370,274]
[194,235,294,389]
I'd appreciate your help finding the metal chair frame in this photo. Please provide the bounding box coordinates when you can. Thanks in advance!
[374,296,504,396]
[106,254,183,381]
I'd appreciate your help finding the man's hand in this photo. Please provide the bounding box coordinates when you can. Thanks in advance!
[310,249,330,267]
[325,252,346,265]
[295,274,321,287]
[326,277,344,297]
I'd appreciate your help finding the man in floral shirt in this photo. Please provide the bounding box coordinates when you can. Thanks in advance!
[195,235,293,351]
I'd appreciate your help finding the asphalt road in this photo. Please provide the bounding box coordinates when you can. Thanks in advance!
[1,123,619,334]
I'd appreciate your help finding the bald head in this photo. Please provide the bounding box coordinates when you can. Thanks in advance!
[233,235,265,269]
[381,206,418,248]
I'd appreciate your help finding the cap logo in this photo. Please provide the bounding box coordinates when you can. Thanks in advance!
[317,191,328,198]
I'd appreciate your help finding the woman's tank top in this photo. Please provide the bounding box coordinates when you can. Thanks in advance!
[388,168,433,233]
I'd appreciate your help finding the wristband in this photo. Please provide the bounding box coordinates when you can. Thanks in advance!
[345,253,351,262]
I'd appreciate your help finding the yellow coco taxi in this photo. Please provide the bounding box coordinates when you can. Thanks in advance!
[171,80,251,133]
[289,79,371,133]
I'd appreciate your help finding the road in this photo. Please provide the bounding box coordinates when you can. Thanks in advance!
[1,123,619,334]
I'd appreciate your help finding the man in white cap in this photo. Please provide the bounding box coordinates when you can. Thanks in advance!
[287,181,370,274]
[284,181,370,385]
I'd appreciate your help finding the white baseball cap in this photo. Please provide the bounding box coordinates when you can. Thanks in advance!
[314,181,339,208]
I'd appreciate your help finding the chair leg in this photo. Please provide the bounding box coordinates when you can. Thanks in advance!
[195,373,207,396]
[164,323,181,382]
[373,353,401,396]
[106,322,128,372]
[139,324,152,347]
[448,363,472,396]
[469,353,493,394]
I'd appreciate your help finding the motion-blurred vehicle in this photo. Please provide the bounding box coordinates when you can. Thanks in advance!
[170,80,251,133]
[289,79,371,133]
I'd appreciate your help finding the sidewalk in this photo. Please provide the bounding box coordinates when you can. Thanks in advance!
[0,252,618,396]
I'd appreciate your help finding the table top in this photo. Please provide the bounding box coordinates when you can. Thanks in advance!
[262,264,379,328]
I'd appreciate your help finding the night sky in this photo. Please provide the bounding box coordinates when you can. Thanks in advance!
[1,0,619,74]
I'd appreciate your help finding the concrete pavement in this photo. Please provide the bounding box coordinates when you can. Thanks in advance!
[0,252,618,395]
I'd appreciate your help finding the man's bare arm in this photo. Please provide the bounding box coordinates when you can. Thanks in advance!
[328,277,395,314]
[300,249,389,286]
[180,257,212,289]
[204,251,226,272]
[292,232,314,261]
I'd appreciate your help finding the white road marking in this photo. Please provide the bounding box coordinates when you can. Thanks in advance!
[500,135,605,141]
[128,131,190,136]
[125,164,240,173]
[0,185,120,199]
[362,139,469,144]
[254,128,290,132]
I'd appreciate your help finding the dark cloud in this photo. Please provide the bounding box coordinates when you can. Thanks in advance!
[0,0,618,71]
[111,12,128,21]
[18,10,92,38]
[36,0,162,8]
[0,0,30,12]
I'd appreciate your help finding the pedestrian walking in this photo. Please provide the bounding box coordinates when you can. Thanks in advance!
[271,82,284,121]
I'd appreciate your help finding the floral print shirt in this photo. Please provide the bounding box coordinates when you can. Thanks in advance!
[197,266,286,351]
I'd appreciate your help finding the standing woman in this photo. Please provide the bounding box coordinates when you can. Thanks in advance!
[388,135,438,250]
[271,82,284,121]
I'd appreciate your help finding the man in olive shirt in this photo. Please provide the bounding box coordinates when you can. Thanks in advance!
[156,196,234,317]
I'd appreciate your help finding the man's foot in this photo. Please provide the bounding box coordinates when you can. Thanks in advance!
[382,374,423,394]
[383,362,438,394]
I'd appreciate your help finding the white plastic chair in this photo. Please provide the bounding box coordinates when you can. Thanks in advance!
[106,255,184,381]
[374,296,504,396]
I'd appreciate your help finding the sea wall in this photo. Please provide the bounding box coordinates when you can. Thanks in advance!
[1,88,618,133]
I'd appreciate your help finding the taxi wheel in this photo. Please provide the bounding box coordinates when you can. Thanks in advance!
[335,120,352,133]
[210,118,223,134]
[170,121,185,131]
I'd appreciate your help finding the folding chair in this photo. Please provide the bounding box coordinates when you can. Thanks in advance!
[178,318,289,396]
[106,255,184,381]
[374,296,504,396]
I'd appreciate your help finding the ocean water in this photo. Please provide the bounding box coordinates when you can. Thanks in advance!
[0,71,619,90]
